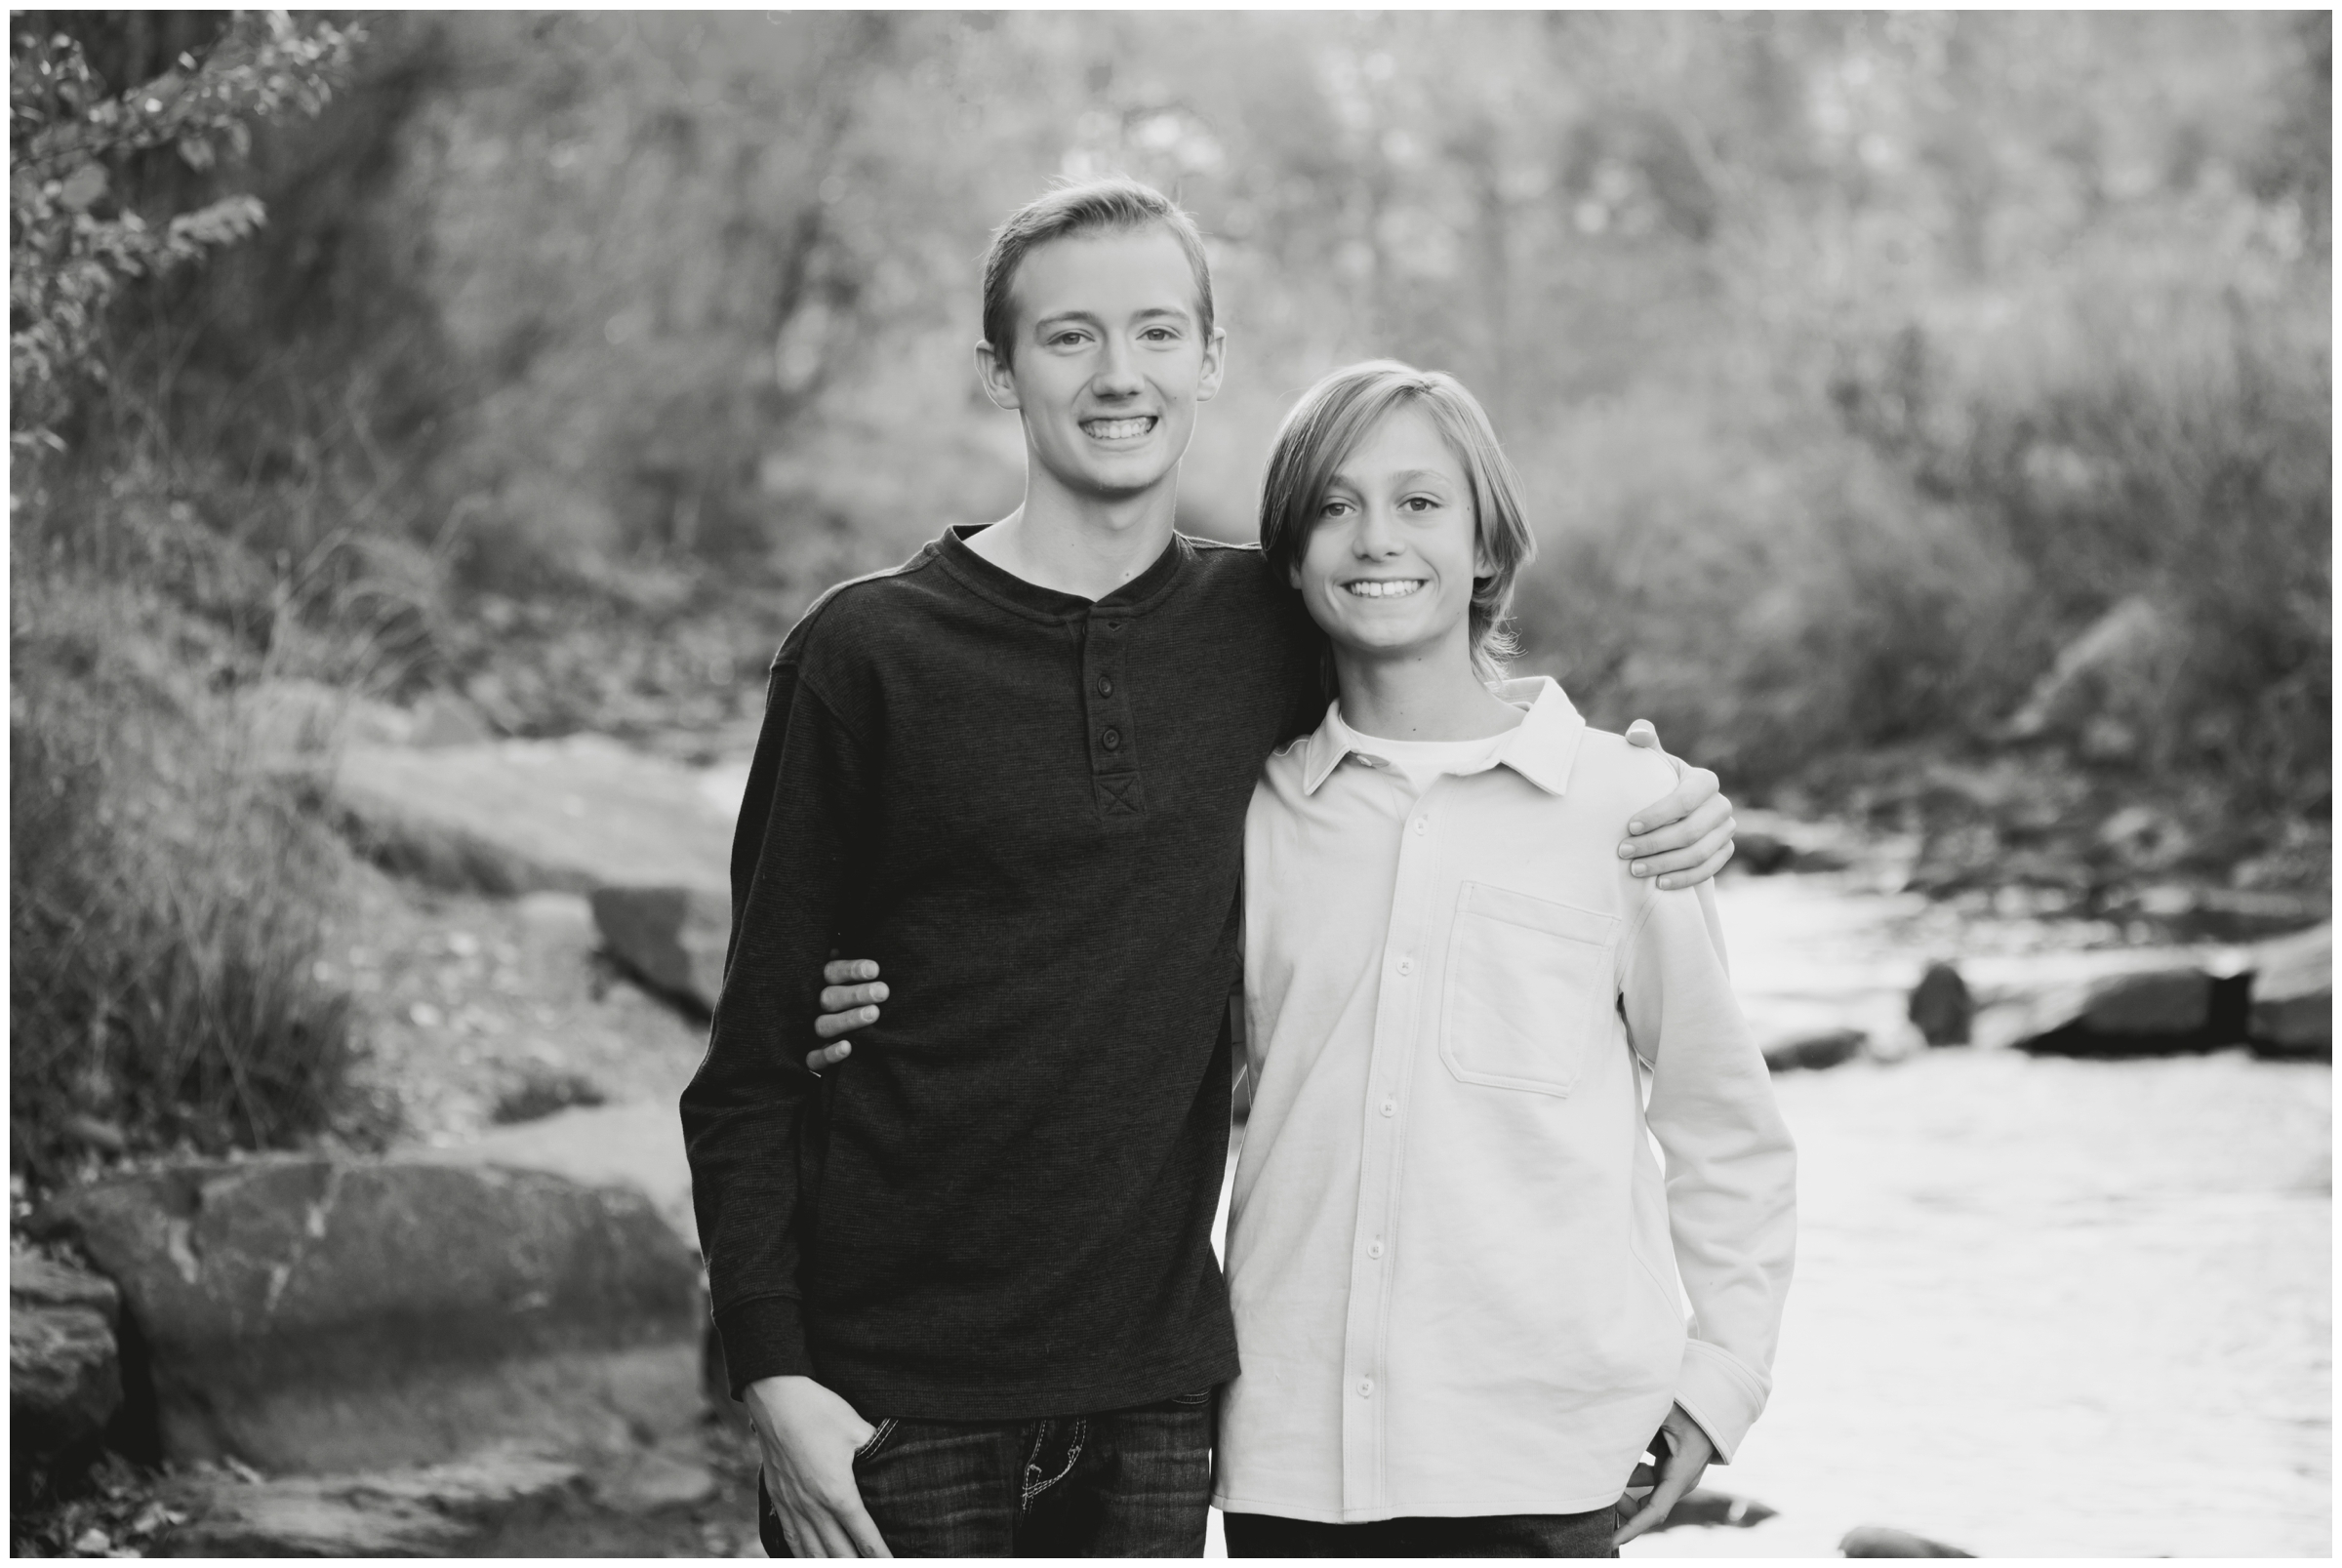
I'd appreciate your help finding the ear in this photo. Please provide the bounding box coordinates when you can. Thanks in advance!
[1286,557,1304,591]
[974,338,1022,412]
[1193,325,1230,404]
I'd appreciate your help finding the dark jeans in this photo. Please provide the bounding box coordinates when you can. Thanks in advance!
[1223,1508,1620,1558]
[760,1391,1215,1557]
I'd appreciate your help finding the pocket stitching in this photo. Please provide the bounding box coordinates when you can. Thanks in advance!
[852,1416,898,1462]
[1440,882,1618,1099]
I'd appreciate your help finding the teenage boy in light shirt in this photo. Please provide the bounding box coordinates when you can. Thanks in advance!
[689,179,1739,1559]
[1219,361,1796,1555]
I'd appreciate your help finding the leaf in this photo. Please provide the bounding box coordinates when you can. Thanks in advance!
[178,136,216,172]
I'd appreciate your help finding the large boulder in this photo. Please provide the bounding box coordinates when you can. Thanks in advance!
[332,735,734,898]
[12,1246,124,1495]
[590,885,730,1014]
[157,1448,586,1556]
[1841,1523,1975,1557]
[427,1101,698,1252]
[2248,923,2331,1060]
[33,1157,706,1475]
[1760,1027,1867,1072]
[2009,964,2249,1056]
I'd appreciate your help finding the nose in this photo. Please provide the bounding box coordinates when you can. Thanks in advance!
[1091,334,1143,398]
[1352,499,1404,558]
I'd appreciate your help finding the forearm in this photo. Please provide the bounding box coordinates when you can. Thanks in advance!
[681,664,869,1391]
[1624,883,1797,1460]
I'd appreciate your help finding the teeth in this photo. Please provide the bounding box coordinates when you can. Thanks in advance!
[1345,580,1425,599]
[1084,418,1155,441]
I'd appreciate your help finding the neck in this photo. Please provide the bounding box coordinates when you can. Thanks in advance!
[1333,632,1519,743]
[966,462,1181,601]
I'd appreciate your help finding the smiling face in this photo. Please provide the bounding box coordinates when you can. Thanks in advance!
[977,224,1226,504]
[1290,403,1488,666]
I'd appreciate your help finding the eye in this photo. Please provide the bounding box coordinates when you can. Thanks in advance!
[1141,326,1179,343]
[1047,328,1091,348]
[1318,497,1354,518]
[1400,495,1441,513]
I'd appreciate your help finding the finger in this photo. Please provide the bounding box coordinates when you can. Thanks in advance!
[814,1005,882,1041]
[809,1503,860,1558]
[819,982,890,1012]
[1622,786,1729,857]
[1633,818,1735,879]
[1612,1466,1693,1547]
[1624,718,1661,749]
[804,1041,852,1072]
[839,1498,893,1558]
[1655,838,1735,892]
[823,959,881,985]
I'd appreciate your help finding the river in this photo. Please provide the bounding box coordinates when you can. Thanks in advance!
[1208,868,2331,1557]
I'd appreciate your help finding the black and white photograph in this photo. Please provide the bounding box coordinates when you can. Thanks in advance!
[9,10,2330,1559]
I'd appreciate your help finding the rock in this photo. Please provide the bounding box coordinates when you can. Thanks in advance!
[1728,809,1856,876]
[34,1156,706,1475]
[2009,964,2249,1056]
[12,1247,124,1494]
[1653,1488,1777,1531]
[591,884,730,1013]
[157,1447,586,1556]
[1908,962,1973,1046]
[1840,1522,1975,1557]
[592,1446,718,1511]
[427,1101,699,1251]
[1762,1027,1866,1072]
[408,692,494,748]
[332,735,734,898]
[2247,923,2331,1061]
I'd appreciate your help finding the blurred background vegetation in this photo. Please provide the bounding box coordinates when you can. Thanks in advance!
[11,12,2329,1174]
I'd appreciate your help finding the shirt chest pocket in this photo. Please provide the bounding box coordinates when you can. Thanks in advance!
[1438,882,1620,1098]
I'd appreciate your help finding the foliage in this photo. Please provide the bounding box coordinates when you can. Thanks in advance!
[9,13,360,449]
[10,550,357,1184]
[9,15,367,1184]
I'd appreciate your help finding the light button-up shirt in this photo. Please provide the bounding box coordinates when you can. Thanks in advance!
[1214,679,1797,1523]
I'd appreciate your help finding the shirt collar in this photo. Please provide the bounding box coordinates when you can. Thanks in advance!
[1297,676,1587,796]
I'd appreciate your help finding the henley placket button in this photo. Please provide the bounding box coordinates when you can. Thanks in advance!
[1396,957,1414,977]
[1367,1239,1385,1260]
[1380,1099,1396,1117]
[1102,727,1121,751]
[1097,675,1113,696]
[1412,818,1429,836]
[1357,1378,1374,1397]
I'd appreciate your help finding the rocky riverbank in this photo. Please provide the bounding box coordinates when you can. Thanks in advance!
[12,691,2327,1556]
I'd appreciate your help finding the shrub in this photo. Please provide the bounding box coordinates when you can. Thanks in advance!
[10,565,357,1184]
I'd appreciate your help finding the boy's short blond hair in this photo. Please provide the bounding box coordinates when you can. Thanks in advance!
[1258,360,1538,679]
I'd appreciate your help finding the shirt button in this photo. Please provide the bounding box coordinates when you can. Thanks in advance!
[1412,818,1429,836]
[1097,675,1113,697]
[1396,957,1414,977]
[1357,1378,1374,1397]
[1380,1099,1396,1117]
[1102,727,1121,750]
[1367,1240,1385,1260]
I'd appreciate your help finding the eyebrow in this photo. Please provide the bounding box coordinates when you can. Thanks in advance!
[1329,466,1458,487]
[1030,305,1192,332]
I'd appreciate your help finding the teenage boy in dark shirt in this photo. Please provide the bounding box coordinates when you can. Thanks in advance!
[680,179,1737,1559]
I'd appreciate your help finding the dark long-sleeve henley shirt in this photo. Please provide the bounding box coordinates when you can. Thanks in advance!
[681,524,1325,1420]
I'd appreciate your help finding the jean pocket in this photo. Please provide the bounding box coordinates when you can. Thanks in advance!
[1440,882,1619,1098]
[1167,1388,1213,1408]
[853,1417,900,1463]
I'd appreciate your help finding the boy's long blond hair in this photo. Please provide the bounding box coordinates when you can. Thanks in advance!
[1258,360,1538,682]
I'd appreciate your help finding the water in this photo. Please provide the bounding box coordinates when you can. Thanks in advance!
[1208,870,2331,1557]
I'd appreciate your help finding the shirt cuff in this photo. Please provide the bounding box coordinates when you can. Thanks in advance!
[714,1295,813,1398]
[1674,1338,1771,1464]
